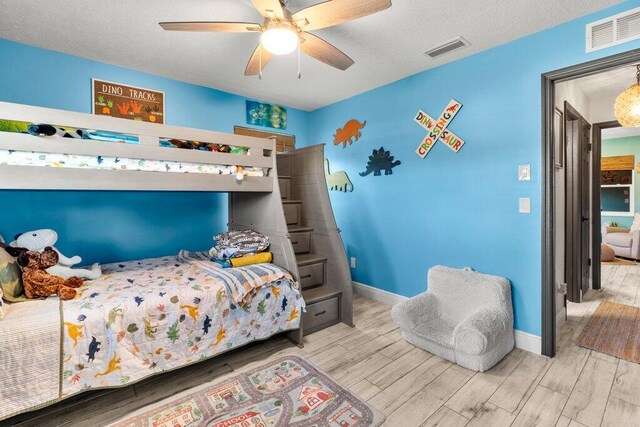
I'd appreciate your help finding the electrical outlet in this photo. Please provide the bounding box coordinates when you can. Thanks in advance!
[350,257,356,268]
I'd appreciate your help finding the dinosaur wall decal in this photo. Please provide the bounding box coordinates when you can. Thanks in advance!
[333,119,366,148]
[324,159,353,192]
[360,147,401,177]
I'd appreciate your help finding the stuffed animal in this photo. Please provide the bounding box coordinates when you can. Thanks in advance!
[11,229,101,280]
[5,246,83,300]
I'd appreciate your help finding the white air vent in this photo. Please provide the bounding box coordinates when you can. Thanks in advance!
[424,37,470,58]
[587,7,640,52]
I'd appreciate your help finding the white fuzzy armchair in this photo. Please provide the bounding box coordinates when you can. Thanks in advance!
[391,265,514,372]
[602,220,640,260]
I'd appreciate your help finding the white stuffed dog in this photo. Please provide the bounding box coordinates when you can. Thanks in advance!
[10,229,101,280]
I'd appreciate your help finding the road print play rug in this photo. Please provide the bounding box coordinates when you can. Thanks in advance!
[109,355,385,427]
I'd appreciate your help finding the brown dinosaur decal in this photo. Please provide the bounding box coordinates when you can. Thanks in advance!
[333,119,366,148]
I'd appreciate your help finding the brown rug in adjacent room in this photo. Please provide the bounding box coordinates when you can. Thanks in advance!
[109,355,385,427]
[577,301,640,363]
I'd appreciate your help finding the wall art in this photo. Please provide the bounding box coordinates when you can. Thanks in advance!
[246,100,287,130]
[324,158,353,192]
[360,147,401,176]
[333,119,366,148]
[414,99,464,158]
[92,79,165,124]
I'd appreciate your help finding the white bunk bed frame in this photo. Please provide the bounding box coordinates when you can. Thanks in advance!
[0,101,275,191]
[0,101,303,344]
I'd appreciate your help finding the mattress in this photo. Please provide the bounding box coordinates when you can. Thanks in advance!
[0,253,303,421]
[0,149,265,176]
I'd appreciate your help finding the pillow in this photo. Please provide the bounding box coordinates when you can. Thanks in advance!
[632,213,640,232]
[0,247,25,302]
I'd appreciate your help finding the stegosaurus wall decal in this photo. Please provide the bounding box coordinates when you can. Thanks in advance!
[359,147,401,177]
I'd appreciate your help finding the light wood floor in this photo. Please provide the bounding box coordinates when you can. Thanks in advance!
[8,268,640,426]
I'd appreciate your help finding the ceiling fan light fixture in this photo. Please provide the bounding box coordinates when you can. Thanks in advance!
[615,65,640,127]
[261,24,298,55]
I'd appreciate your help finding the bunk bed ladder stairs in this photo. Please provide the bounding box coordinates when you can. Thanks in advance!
[277,147,354,336]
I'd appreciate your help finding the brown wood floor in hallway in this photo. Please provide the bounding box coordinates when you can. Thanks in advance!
[8,268,640,426]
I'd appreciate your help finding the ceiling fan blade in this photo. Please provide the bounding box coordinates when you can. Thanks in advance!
[300,32,354,71]
[251,0,286,20]
[159,21,261,32]
[245,45,273,76]
[293,0,392,31]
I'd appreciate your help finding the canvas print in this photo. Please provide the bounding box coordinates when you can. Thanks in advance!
[246,100,287,130]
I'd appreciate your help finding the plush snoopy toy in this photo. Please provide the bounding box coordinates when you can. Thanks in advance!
[10,229,101,280]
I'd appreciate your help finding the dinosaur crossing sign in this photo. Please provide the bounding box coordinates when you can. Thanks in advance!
[414,99,465,158]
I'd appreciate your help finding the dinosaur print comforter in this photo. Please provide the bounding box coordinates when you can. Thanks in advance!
[60,253,303,397]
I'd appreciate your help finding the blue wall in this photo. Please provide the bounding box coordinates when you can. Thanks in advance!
[601,136,640,227]
[0,38,310,265]
[305,1,640,336]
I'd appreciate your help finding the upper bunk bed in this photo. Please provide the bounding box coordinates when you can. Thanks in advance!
[0,101,276,192]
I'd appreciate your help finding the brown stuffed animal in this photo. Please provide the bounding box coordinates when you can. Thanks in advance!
[6,246,83,300]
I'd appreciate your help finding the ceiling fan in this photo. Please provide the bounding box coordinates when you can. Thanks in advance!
[159,0,392,77]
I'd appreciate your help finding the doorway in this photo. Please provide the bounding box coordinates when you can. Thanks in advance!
[542,48,640,357]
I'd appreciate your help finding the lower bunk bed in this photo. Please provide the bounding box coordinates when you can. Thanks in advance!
[0,251,304,421]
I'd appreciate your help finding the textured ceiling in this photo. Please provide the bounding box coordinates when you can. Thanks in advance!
[0,0,623,111]
[574,65,638,100]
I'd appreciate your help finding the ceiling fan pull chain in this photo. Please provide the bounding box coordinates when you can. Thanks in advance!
[259,45,263,80]
[297,43,301,79]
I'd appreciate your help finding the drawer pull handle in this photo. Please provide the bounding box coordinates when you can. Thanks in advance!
[315,310,326,317]
[301,274,312,279]
[292,241,299,244]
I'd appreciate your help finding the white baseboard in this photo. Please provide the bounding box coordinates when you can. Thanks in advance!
[352,281,542,355]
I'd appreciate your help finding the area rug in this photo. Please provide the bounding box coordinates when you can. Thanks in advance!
[577,301,640,363]
[109,355,385,426]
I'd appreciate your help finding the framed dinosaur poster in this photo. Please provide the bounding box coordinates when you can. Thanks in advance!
[92,79,165,124]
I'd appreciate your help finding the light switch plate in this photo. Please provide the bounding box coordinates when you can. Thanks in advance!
[519,164,531,181]
[519,197,531,213]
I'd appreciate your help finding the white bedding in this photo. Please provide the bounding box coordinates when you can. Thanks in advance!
[0,299,61,420]
[0,254,303,421]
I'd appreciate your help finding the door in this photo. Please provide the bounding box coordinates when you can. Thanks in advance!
[565,101,592,302]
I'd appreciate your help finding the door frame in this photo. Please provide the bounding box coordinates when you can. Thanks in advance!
[542,48,640,357]
[591,120,621,291]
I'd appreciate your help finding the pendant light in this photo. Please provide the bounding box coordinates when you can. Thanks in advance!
[615,65,640,127]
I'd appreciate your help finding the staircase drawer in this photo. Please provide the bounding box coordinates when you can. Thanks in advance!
[290,231,311,254]
[283,203,300,225]
[299,261,324,289]
[303,296,340,333]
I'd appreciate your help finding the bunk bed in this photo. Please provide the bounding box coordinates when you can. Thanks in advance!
[0,101,304,421]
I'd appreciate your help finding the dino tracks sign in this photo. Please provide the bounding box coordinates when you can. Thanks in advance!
[92,79,165,124]
[414,99,464,158]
